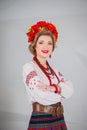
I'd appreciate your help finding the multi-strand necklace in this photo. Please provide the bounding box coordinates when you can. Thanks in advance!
[33,56,60,85]
[37,58,52,75]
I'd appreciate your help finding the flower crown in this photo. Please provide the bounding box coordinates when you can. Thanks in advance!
[26,21,58,43]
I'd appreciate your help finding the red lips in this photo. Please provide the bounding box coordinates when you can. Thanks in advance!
[41,50,49,53]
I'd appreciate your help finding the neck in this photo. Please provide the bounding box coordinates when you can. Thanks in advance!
[34,55,47,68]
[37,55,47,67]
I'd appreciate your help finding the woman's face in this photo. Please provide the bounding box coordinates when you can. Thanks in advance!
[35,35,53,59]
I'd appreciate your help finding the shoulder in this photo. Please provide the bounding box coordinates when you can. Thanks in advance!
[50,64,59,73]
[50,63,62,74]
[50,64,64,77]
[23,62,32,68]
[23,61,34,72]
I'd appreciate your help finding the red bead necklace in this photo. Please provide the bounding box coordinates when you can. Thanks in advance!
[33,56,60,85]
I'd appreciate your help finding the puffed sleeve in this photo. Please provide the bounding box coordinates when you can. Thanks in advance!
[58,72,74,99]
[23,63,62,105]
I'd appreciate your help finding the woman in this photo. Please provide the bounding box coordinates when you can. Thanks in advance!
[23,21,74,130]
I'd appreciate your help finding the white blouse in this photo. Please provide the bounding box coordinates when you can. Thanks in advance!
[23,60,74,105]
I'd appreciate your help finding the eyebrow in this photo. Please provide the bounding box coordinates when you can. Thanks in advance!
[38,40,52,42]
[38,40,44,42]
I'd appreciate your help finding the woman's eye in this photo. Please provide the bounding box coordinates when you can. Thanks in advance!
[39,42,43,44]
[48,42,53,45]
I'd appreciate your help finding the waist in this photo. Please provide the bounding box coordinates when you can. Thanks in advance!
[32,102,64,117]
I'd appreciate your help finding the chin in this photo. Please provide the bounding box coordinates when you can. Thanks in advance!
[41,55,48,59]
[40,53,50,59]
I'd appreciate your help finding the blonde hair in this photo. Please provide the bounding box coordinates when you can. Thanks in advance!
[29,30,56,55]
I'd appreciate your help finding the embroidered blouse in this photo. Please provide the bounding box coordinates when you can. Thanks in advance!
[23,60,74,105]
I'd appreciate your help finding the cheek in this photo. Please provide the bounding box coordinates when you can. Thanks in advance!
[35,44,38,51]
[49,46,53,52]
[35,46,41,53]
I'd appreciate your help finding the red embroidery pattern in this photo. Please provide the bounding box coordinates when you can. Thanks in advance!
[58,72,65,82]
[26,71,37,86]
[58,72,63,76]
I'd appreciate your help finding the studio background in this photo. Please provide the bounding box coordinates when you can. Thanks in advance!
[0,0,87,130]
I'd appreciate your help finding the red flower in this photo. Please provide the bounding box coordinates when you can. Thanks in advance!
[26,31,35,42]
[37,21,46,27]
[46,23,56,30]
[31,24,39,33]
[26,21,58,43]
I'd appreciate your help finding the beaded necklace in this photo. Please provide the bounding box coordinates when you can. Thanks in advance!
[36,57,52,75]
[33,56,60,85]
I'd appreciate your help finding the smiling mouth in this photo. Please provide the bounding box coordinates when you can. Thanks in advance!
[41,50,49,53]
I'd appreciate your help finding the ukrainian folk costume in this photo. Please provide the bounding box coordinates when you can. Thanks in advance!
[23,21,74,130]
[23,56,73,130]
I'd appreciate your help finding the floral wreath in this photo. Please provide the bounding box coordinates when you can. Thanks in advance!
[26,21,58,43]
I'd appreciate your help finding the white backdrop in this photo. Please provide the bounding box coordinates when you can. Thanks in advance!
[0,0,87,130]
